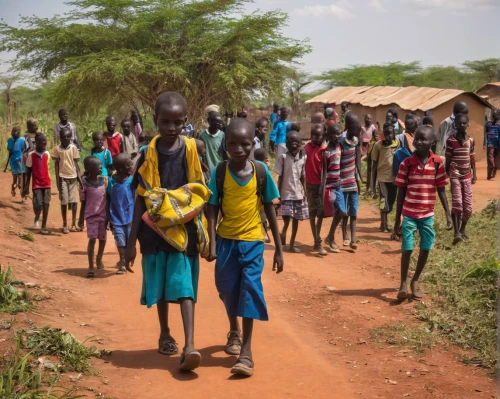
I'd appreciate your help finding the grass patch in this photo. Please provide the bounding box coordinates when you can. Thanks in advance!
[0,266,34,314]
[18,327,111,373]
[18,232,35,242]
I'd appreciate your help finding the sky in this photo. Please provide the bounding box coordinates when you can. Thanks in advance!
[0,0,499,82]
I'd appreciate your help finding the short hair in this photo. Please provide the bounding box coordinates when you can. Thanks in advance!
[453,101,468,115]
[326,123,342,135]
[341,101,350,108]
[113,152,131,168]
[422,116,434,127]
[226,118,254,139]
[92,131,103,140]
[286,130,301,141]
[105,115,115,123]
[405,112,417,121]
[455,112,469,122]
[280,106,288,113]
[256,117,269,127]
[59,126,72,137]
[83,155,100,170]
[155,92,188,119]
[195,138,205,150]
[208,111,222,120]
[27,118,38,130]
[387,107,398,118]
[11,125,21,133]
[383,122,394,131]
[311,122,326,134]
[35,132,46,141]
[58,108,67,116]
[416,125,437,142]
[254,148,268,162]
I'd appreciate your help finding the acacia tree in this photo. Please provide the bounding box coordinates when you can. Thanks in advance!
[0,0,310,125]
[285,70,313,118]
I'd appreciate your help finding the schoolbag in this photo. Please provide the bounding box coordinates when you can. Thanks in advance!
[215,160,267,212]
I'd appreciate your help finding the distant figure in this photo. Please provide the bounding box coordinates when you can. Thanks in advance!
[54,109,80,149]
[199,111,227,172]
[130,111,144,142]
[361,114,376,157]
[253,117,269,151]
[484,108,500,180]
[325,108,338,127]
[270,106,299,157]
[386,107,404,136]
[311,112,326,125]
[5,126,25,198]
[270,103,280,125]
[237,110,248,118]
[121,118,138,161]
[90,132,113,177]
[437,101,468,156]
[340,102,351,130]
[104,116,124,160]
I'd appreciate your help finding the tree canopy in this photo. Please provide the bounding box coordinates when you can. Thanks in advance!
[0,0,310,125]
[318,59,500,92]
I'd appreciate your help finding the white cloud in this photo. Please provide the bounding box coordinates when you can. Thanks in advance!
[369,0,386,12]
[407,0,499,15]
[293,2,354,19]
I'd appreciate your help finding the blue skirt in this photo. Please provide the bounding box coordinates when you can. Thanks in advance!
[141,250,199,307]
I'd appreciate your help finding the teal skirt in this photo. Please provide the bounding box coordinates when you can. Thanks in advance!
[141,251,199,307]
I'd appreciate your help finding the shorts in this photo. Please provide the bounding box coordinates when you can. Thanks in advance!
[378,182,397,213]
[141,250,199,307]
[278,199,309,220]
[86,218,107,241]
[113,224,132,247]
[215,237,268,321]
[32,188,51,209]
[59,178,78,205]
[401,216,435,252]
[324,186,346,217]
[306,183,321,216]
[343,191,359,217]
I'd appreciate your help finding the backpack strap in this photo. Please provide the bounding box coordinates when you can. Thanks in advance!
[252,160,267,203]
[215,160,228,210]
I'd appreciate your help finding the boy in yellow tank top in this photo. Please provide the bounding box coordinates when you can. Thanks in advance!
[207,118,283,377]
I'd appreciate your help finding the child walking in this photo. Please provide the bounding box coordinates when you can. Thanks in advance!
[104,116,123,160]
[485,108,500,180]
[90,132,113,177]
[108,153,135,274]
[126,92,209,371]
[23,133,51,234]
[199,111,226,173]
[52,127,82,234]
[5,126,25,198]
[365,122,379,195]
[394,126,452,300]
[275,131,308,253]
[207,118,283,377]
[270,106,293,158]
[78,156,108,278]
[371,123,399,233]
[445,113,477,244]
[304,123,327,255]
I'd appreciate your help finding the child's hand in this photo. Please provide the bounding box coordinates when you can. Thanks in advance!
[472,174,477,185]
[272,249,284,274]
[207,242,217,262]
[125,246,136,271]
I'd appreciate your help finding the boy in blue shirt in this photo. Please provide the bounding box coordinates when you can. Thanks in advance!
[270,107,299,158]
[5,126,25,197]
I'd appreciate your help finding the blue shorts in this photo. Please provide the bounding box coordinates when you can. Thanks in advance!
[113,224,131,247]
[401,216,435,252]
[215,237,268,321]
[343,191,359,217]
[328,187,346,215]
[141,250,199,307]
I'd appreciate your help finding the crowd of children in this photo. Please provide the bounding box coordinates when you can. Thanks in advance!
[4,93,495,377]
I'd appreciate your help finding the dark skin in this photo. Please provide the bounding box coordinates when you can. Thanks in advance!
[91,133,112,175]
[206,124,284,368]
[121,120,138,159]
[105,117,124,153]
[79,159,106,272]
[405,116,417,135]
[125,100,197,359]
[446,115,477,240]
[322,125,345,249]
[309,125,326,249]
[23,135,50,232]
[5,127,22,193]
[207,113,228,160]
[393,129,452,300]
[54,130,82,230]
[386,112,397,124]
[278,132,304,253]
[255,120,269,142]
[372,125,395,232]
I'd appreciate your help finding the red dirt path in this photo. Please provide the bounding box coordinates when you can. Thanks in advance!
[0,161,497,398]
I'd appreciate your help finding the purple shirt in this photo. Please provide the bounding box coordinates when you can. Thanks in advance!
[79,177,107,221]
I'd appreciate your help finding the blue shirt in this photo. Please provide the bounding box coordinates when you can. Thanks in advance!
[270,112,278,125]
[485,121,499,149]
[7,137,26,175]
[270,120,292,145]
[107,175,134,226]
[91,148,113,177]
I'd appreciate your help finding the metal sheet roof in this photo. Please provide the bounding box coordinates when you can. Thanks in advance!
[306,85,492,111]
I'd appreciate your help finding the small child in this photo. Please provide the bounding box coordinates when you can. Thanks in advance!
[485,108,500,180]
[371,123,399,232]
[253,117,269,151]
[270,106,294,157]
[52,127,82,234]
[394,126,452,300]
[254,148,269,167]
[104,115,123,160]
[322,123,346,253]
[386,107,404,136]
[90,132,113,177]
[365,122,380,195]
[130,110,144,142]
[121,118,138,161]
[23,118,40,202]
[270,103,279,125]
[275,131,308,253]
[340,118,363,250]
[5,126,25,198]
[79,156,108,278]
[361,114,376,157]
[304,123,327,255]
[207,118,283,377]
[195,139,211,184]
[108,153,135,274]
[445,113,477,244]
[23,133,51,234]
[199,111,226,173]
[54,109,80,149]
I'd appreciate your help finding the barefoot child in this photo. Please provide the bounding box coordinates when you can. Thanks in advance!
[23,133,51,234]
[52,127,82,234]
[126,92,209,371]
[275,131,308,253]
[445,113,477,244]
[90,132,113,177]
[108,153,135,274]
[5,126,25,198]
[207,118,283,376]
[79,156,107,278]
[322,124,347,253]
[371,123,399,233]
[304,123,327,255]
[394,126,452,300]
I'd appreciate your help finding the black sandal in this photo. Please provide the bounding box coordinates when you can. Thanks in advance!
[86,271,95,278]
[231,356,254,376]
[179,349,201,371]
[158,336,178,355]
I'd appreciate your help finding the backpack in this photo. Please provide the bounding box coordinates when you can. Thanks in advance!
[215,160,267,213]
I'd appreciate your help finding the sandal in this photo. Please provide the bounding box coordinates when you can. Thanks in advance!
[350,241,358,250]
[313,245,327,256]
[86,271,95,278]
[289,245,301,253]
[397,287,407,300]
[343,240,350,247]
[116,266,126,275]
[158,336,178,355]
[179,349,202,371]
[96,257,105,270]
[461,232,469,242]
[62,226,70,234]
[40,228,49,235]
[452,234,464,246]
[410,281,423,300]
[328,242,340,253]
[231,356,254,377]
[225,331,242,355]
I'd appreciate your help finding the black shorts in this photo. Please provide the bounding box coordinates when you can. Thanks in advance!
[306,183,321,216]
[33,188,51,209]
[378,182,396,213]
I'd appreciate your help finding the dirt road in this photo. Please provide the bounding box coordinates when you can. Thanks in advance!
[0,162,496,398]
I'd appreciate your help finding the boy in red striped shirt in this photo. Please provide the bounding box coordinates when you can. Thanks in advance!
[393,126,452,300]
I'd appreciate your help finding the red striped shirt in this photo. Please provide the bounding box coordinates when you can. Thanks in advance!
[445,133,475,180]
[394,152,448,219]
